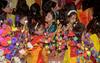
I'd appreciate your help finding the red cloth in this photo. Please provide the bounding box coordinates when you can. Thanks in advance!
[69,41,77,57]
[68,31,75,37]
[32,35,44,45]
[37,49,44,63]
[78,10,92,26]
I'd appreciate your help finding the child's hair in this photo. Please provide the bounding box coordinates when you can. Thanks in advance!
[16,0,29,16]
[87,17,100,34]
[28,3,44,35]
[64,3,76,12]
[63,3,77,24]
[29,3,42,23]
[73,21,85,32]
[0,0,8,9]
[42,0,57,13]
[15,0,29,27]
[45,11,55,23]
[0,0,8,20]
[58,9,67,26]
[30,3,40,16]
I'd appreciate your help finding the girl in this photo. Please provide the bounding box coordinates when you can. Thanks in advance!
[28,3,43,35]
[63,8,85,63]
[24,24,48,63]
[15,0,29,27]
[45,11,57,33]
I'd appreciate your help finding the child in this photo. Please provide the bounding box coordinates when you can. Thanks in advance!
[15,0,29,27]
[86,18,100,63]
[63,7,85,63]
[45,11,57,33]
[28,3,43,35]
[24,24,48,63]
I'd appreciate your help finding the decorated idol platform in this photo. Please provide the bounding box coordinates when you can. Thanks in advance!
[0,0,100,63]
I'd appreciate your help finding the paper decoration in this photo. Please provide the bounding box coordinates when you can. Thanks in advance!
[84,41,90,45]
[90,43,94,47]
[0,49,4,56]
[12,27,17,31]
[11,37,17,45]
[73,36,78,41]
[0,40,8,47]
[87,51,91,57]
[27,42,33,49]
[19,49,26,55]
[5,54,12,60]
[8,45,15,50]
[5,36,11,41]
[68,31,75,37]
[8,18,12,24]
[0,29,3,35]
[2,24,7,29]
[0,56,5,62]
[8,40,11,45]
[4,48,11,54]
[13,57,21,63]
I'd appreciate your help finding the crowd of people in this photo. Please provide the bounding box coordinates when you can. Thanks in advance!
[0,0,100,63]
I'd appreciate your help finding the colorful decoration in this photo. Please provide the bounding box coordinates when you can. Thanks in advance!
[68,31,75,37]
[5,54,12,60]
[0,16,99,63]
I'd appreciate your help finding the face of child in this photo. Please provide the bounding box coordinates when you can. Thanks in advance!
[69,14,77,23]
[37,25,44,35]
[53,3,60,11]
[45,12,53,22]
[2,4,13,13]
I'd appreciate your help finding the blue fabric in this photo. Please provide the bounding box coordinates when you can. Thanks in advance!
[46,22,57,33]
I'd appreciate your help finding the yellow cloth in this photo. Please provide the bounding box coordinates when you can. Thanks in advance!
[25,46,42,63]
[63,41,71,63]
[42,48,48,63]
[26,0,35,7]
[9,0,35,8]
[63,49,78,63]
[9,0,18,8]
[63,41,78,63]
[90,34,100,52]
[70,57,77,63]
[12,26,17,31]
[63,49,70,63]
